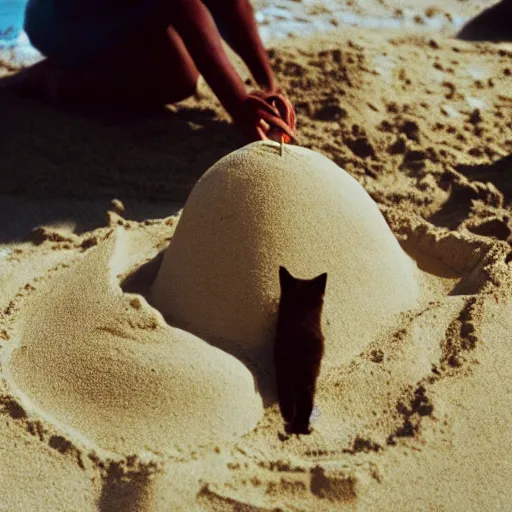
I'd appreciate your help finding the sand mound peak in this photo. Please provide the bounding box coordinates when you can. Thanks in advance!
[3,231,263,455]
[151,141,422,367]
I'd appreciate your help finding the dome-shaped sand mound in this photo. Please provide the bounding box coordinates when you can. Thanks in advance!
[3,232,263,454]
[151,141,421,366]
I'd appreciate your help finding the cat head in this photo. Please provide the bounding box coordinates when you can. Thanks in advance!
[278,266,327,308]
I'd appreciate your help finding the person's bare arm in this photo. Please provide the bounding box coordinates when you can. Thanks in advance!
[168,0,292,141]
[169,0,249,122]
[206,0,278,92]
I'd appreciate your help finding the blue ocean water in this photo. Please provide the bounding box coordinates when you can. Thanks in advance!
[0,0,26,47]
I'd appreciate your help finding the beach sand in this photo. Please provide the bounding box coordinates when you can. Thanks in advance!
[1,1,511,510]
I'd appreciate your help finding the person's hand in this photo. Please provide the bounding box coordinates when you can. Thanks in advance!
[260,92,296,143]
[231,95,270,141]
[234,91,297,144]
[235,116,271,142]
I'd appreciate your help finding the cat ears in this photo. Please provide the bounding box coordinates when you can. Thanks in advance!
[279,266,328,293]
[312,272,328,293]
[279,266,292,285]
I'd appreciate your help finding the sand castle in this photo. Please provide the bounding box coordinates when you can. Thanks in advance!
[2,140,427,465]
[151,141,422,367]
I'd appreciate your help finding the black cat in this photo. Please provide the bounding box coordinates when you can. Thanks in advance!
[274,266,327,434]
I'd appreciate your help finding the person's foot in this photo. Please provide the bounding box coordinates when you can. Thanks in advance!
[0,59,60,104]
[0,69,31,93]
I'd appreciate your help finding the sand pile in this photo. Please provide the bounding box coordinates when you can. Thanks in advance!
[3,229,262,455]
[151,141,421,367]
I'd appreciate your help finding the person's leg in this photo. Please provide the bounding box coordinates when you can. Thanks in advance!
[0,60,56,99]
[1,21,199,108]
[57,24,200,107]
[204,0,277,92]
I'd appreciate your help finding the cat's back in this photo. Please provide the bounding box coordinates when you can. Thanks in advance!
[275,314,324,361]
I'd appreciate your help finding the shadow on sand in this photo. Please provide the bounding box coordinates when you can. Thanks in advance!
[0,89,241,243]
[427,153,512,231]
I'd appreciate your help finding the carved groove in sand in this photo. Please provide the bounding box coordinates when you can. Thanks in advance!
[151,141,422,367]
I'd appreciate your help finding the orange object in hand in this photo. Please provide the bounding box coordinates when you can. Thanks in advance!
[245,91,298,144]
